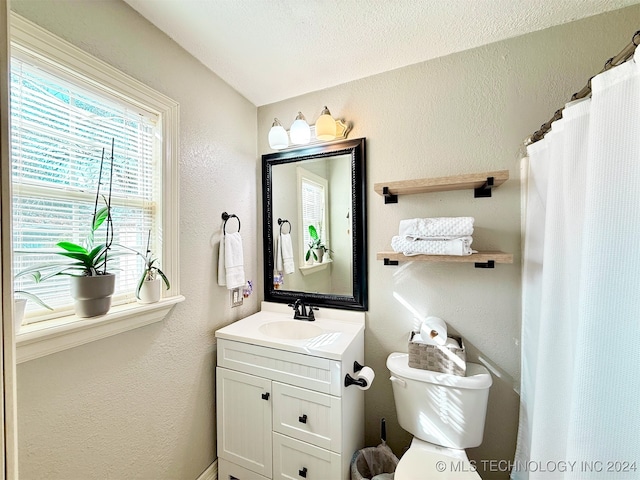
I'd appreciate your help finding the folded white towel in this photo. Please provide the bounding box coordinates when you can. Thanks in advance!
[391,235,476,256]
[399,217,474,240]
[280,233,295,274]
[225,232,245,289]
[217,226,226,286]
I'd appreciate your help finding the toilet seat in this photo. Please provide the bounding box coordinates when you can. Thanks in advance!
[394,439,481,480]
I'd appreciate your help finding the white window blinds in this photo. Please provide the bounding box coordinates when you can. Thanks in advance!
[11,55,162,320]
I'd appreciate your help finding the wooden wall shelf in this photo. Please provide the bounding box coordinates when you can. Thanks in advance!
[377,251,513,268]
[374,170,509,203]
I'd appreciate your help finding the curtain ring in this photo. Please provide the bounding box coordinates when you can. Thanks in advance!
[222,212,241,235]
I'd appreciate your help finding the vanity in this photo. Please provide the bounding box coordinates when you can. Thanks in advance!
[216,302,366,480]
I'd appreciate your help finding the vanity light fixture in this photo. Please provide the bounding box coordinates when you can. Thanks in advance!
[267,106,352,150]
[268,118,289,150]
[314,106,336,141]
[289,111,311,145]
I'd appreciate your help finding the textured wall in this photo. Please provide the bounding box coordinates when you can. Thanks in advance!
[11,1,258,479]
[258,6,640,478]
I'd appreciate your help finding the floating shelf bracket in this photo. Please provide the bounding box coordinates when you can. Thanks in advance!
[383,258,399,266]
[382,187,398,204]
[474,176,495,198]
[474,260,495,269]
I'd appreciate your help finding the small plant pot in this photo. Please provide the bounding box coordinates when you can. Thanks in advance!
[70,273,116,318]
[313,248,324,264]
[14,298,27,333]
[138,278,162,304]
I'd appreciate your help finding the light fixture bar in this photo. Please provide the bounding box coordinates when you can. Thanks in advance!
[278,120,351,150]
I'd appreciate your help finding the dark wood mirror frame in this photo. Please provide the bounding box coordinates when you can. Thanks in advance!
[262,137,367,311]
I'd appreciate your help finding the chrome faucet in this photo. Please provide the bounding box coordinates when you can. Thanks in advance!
[288,299,318,321]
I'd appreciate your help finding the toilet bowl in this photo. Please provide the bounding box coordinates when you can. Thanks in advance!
[386,352,492,479]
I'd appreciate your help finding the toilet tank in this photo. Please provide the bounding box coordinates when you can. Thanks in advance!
[386,352,492,449]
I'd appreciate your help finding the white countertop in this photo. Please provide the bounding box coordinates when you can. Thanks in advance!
[215,302,365,360]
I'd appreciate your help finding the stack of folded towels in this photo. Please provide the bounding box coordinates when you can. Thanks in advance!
[391,217,476,256]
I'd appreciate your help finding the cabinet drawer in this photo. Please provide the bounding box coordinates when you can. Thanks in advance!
[218,459,270,480]
[273,433,341,480]
[218,339,341,395]
[273,382,341,452]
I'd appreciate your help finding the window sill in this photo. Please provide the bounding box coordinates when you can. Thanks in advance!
[16,295,185,364]
[299,259,332,276]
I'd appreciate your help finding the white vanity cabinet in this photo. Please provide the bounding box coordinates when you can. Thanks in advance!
[215,304,365,480]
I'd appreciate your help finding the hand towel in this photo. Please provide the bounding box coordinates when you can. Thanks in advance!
[275,234,284,272]
[225,232,245,289]
[399,217,474,240]
[280,233,295,274]
[217,226,226,286]
[391,235,475,256]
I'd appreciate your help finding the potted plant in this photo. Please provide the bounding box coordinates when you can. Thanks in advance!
[16,142,118,318]
[120,231,170,304]
[305,225,333,264]
[14,284,52,333]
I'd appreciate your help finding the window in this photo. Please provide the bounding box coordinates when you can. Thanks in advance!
[297,166,329,265]
[10,14,179,329]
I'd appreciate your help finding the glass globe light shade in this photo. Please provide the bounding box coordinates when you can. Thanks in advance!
[315,106,336,141]
[268,118,289,150]
[290,112,311,145]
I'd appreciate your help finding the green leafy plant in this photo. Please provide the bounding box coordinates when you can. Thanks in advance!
[305,225,332,261]
[15,289,53,311]
[120,231,170,299]
[16,141,117,281]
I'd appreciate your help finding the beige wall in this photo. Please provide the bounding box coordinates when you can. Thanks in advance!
[258,6,640,478]
[11,0,257,479]
[7,1,640,479]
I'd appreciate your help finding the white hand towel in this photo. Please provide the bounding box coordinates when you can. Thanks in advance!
[217,227,226,286]
[280,233,295,274]
[225,232,245,289]
[275,234,284,272]
[399,217,474,240]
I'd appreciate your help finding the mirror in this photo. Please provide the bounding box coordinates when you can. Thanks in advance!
[262,138,367,310]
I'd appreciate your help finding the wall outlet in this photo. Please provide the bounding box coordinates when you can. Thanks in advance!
[231,288,243,307]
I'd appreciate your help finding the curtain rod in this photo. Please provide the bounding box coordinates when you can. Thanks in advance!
[526,29,640,146]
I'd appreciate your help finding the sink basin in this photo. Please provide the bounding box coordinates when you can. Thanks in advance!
[259,320,324,340]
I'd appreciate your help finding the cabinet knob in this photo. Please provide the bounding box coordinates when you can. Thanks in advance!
[261,392,270,401]
[298,414,307,424]
[298,467,308,478]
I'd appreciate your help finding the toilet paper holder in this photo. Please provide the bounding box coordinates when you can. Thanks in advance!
[344,361,367,388]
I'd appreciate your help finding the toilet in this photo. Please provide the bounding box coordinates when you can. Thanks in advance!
[386,352,493,479]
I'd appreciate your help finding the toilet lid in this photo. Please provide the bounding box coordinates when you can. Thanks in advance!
[394,447,481,480]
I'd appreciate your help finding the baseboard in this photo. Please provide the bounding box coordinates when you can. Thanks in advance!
[196,459,217,480]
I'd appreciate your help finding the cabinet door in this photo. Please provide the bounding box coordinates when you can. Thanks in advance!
[272,432,341,480]
[272,381,341,452]
[217,367,272,478]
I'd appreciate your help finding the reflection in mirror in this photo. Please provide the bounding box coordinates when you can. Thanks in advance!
[263,138,367,310]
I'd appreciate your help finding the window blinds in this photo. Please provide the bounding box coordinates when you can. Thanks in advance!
[11,56,161,320]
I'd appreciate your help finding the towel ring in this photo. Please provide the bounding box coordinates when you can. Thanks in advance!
[222,212,241,234]
[278,218,291,234]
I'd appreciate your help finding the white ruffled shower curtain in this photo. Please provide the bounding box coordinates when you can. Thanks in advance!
[514,47,640,479]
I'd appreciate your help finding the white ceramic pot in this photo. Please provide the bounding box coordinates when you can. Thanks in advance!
[313,248,324,264]
[70,273,116,318]
[14,298,27,333]
[138,277,162,304]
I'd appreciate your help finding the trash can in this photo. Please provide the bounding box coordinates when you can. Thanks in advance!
[350,419,399,480]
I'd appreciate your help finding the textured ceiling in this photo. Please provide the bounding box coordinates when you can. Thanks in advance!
[122,0,639,106]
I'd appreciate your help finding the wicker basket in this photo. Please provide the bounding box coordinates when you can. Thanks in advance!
[407,331,466,376]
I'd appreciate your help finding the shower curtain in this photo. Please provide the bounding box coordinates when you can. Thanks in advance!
[514,48,640,479]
